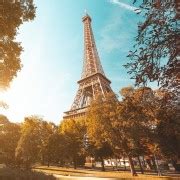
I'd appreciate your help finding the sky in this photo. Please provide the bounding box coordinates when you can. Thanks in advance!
[0,0,144,124]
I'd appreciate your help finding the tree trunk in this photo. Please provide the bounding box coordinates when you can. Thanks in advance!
[115,158,118,170]
[171,159,180,172]
[42,155,45,165]
[142,156,146,167]
[154,154,162,176]
[47,153,51,167]
[146,159,153,170]
[137,156,144,174]
[128,155,137,176]
[73,157,77,169]
[123,157,126,171]
[25,158,30,170]
[151,156,157,172]
[100,156,105,171]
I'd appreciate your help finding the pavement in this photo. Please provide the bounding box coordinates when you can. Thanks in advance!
[53,174,117,180]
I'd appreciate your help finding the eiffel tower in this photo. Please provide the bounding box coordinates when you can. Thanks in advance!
[64,13,113,119]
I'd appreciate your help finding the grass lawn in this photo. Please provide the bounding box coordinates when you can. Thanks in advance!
[0,166,56,180]
[34,166,180,179]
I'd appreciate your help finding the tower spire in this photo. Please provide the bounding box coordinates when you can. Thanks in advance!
[81,13,106,79]
[84,9,87,16]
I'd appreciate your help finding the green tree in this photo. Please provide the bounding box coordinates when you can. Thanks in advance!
[0,0,36,89]
[59,118,86,169]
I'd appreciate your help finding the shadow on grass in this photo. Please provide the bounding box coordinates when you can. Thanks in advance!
[0,167,56,180]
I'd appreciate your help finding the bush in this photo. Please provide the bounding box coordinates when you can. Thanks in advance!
[0,167,56,180]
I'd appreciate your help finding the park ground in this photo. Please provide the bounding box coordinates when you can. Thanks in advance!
[34,165,180,179]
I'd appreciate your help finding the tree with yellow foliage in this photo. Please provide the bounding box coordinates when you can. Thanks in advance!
[59,118,86,169]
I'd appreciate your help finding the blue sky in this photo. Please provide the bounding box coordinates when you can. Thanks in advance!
[0,0,143,124]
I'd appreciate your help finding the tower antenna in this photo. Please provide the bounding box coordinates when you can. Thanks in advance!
[84,9,88,15]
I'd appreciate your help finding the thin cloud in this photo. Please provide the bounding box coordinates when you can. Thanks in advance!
[109,0,141,13]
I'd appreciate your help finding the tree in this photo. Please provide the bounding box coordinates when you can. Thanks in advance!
[125,0,180,169]
[121,87,180,172]
[0,119,21,166]
[119,87,159,173]
[125,1,179,96]
[124,1,179,171]
[154,90,180,171]
[86,89,161,176]
[0,0,36,89]
[86,141,113,171]
[38,121,57,166]
[45,131,66,166]
[0,114,9,124]
[59,118,86,169]
[0,101,8,109]
[15,116,55,168]
[86,93,140,176]
[15,116,67,168]
[15,116,41,168]
[39,122,66,167]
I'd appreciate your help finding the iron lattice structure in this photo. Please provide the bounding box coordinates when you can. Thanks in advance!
[64,14,113,119]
